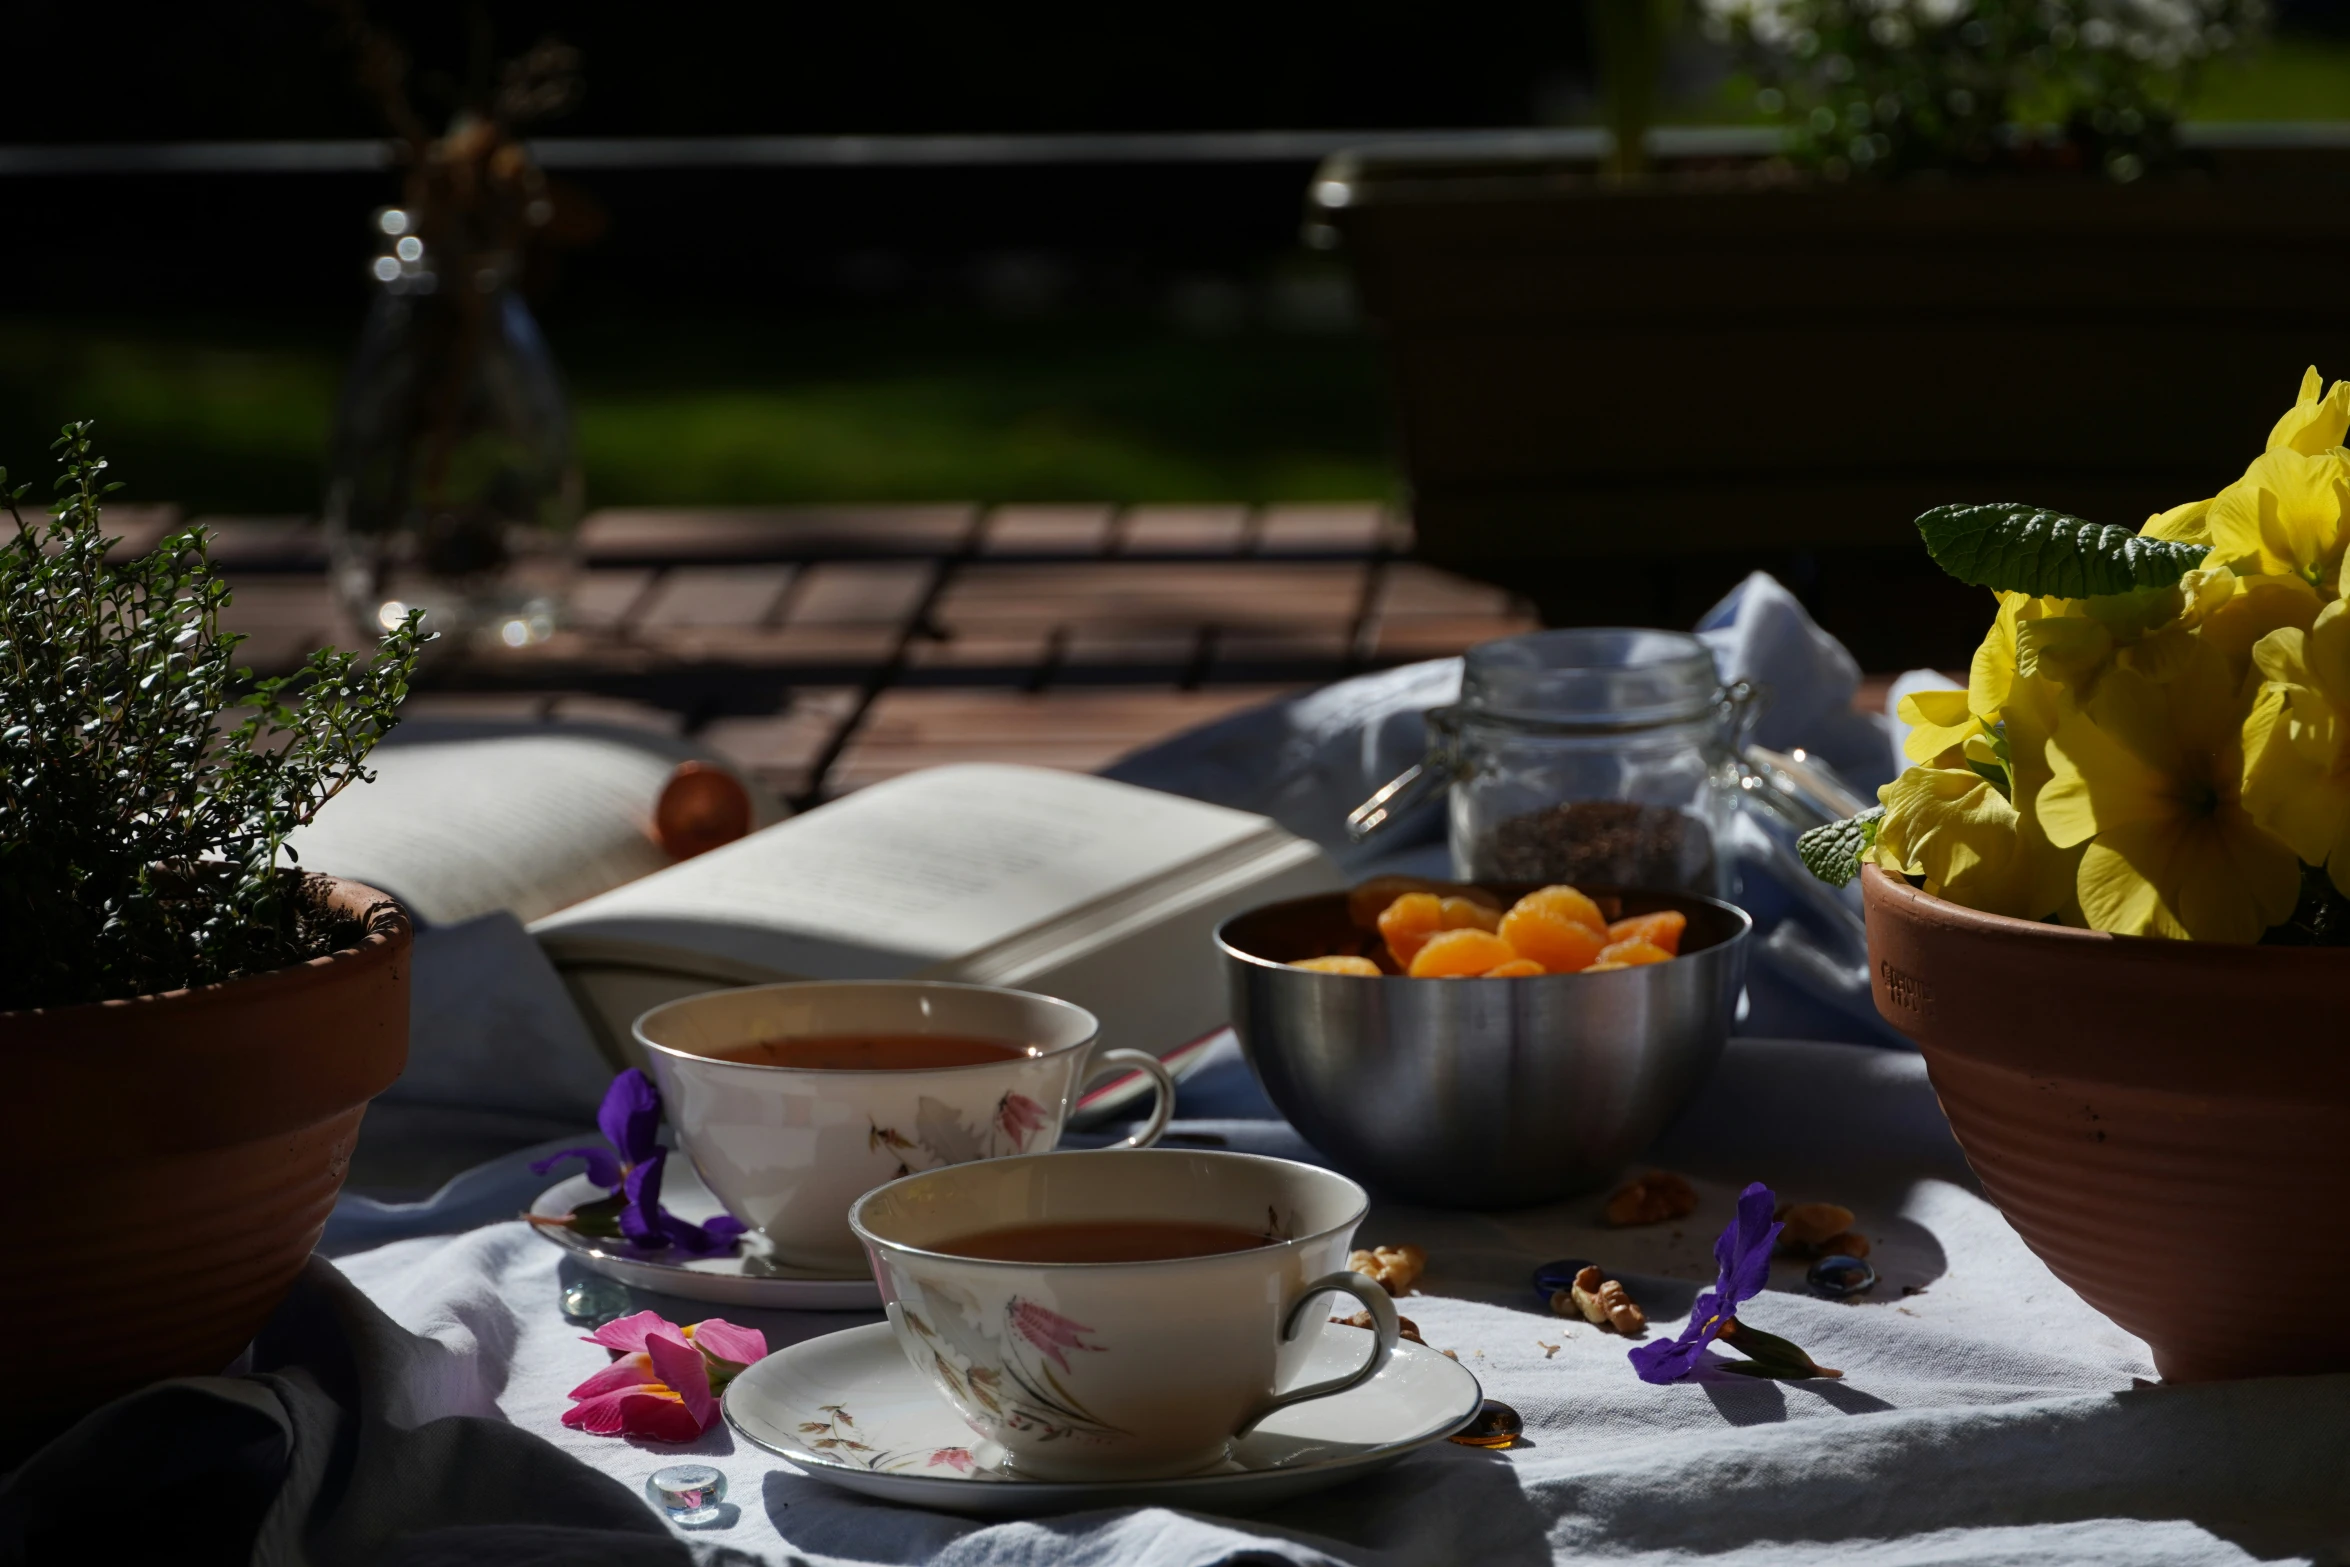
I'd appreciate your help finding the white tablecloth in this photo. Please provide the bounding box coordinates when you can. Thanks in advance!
[317,1036,2350,1565]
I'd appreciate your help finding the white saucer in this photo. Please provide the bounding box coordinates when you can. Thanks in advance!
[725,1321,1485,1517]
[527,1165,882,1311]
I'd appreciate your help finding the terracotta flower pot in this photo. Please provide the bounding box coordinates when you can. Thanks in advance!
[0,877,410,1444]
[1862,866,2350,1381]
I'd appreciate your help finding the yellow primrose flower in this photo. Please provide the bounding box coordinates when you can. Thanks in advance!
[1901,591,2060,766]
[2040,641,2300,941]
[2184,567,2322,668]
[2241,599,2350,896]
[2140,497,2213,547]
[2012,573,2217,697]
[1898,688,1975,766]
[1872,766,2041,918]
[2263,365,2350,458]
[2203,446,2350,592]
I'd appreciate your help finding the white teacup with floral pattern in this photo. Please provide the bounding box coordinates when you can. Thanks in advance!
[849,1147,1399,1481]
[638,981,1174,1271]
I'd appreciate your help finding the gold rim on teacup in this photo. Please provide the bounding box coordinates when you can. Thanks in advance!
[635,978,1103,1074]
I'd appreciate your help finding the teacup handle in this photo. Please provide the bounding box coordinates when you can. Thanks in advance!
[1236,1271,1398,1434]
[1080,1048,1176,1149]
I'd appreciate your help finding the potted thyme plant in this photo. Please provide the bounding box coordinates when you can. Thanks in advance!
[1794,368,2350,1383]
[0,424,426,1444]
[1313,0,2336,663]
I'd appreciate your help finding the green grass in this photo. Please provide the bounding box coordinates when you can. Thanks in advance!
[2185,37,2350,122]
[0,309,1397,517]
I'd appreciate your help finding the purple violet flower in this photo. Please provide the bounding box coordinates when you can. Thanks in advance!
[533,1070,746,1257]
[1629,1181,1839,1384]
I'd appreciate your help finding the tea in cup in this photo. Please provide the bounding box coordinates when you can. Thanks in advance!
[638,981,1174,1271]
[850,1147,1398,1481]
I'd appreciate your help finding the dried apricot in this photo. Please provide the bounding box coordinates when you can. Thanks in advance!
[1511,884,1607,933]
[1482,958,1546,977]
[1347,877,1499,929]
[1378,892,1500,966]
[1376,893,1446,966]
[1407,928,1519,977]
[1290,955,1382,976]
[1438,895,1501,934]
[1498,904,1606,973]
[1592,938,1673,968]
[1605,910,1687,955]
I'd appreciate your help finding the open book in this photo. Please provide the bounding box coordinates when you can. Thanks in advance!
[285,722,764,927]
[530,764,1341,1066]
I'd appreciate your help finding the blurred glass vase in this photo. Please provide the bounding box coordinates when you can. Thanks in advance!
[326,208,581,653]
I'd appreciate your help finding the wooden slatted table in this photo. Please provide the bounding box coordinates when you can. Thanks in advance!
[150,502,1542,807]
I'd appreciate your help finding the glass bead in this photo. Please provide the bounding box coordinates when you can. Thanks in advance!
[561,1274,632,1325]
[1448,1398,1524,1448]
[1531,1258,1597,1308]
[1807,1254,1877,1299]
[646,1463,728,1526]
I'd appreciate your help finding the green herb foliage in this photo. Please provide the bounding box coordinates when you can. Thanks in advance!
[0,423,426,1010]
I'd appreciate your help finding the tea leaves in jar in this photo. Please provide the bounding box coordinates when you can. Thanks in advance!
[1471,801,1716,894]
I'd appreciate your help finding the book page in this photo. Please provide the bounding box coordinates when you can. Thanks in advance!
[531,764,1280,972]
[287,733,679,925]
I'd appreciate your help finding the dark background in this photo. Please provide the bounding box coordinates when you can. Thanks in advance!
[4,1,2349,672]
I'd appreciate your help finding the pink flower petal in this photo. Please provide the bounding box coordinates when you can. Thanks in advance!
[616,1390,706,1443]
[587,1309,688,1356]
[561,1388,640,1436]
[566,1352,659,1402]
[647,1330,717,1431]
[928,1446,976,1473]
[688,1319,767,1368]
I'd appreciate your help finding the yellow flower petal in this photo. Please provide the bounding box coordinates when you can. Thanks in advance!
[2042,703,2171,847]
[2264,365,2350,457]
[2242,680,2350,868]
[2204,447,2350,586]
[2170,805,2303,941]
[1898,687,1977,764]
[2198,573,2321,668]
[2016,613,2115,695]
[2075,825,2191,939]
[1875,766,2040,917]
[2305,597,2350,705]
[2141,497,2214,545]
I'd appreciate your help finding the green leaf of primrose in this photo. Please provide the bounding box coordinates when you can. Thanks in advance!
[1916,503,2209,598]
[1797,806,1885,889]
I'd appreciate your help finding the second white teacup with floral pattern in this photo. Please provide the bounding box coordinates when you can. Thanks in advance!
[850,1147,1399,1481]
[638,981,1173,1271]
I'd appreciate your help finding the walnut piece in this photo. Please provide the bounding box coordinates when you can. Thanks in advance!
[1332,1309,1425,1347]
[1604,1171,1698,1227]
[1348,1243,1427,1295]
[1775,1202,1868,1258]
[1555,1266,1646,1335]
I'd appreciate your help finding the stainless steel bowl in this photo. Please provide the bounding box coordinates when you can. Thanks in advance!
[1217,887,1751,1207]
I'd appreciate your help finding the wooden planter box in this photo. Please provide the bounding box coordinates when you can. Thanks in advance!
[1319,128,2350,667]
